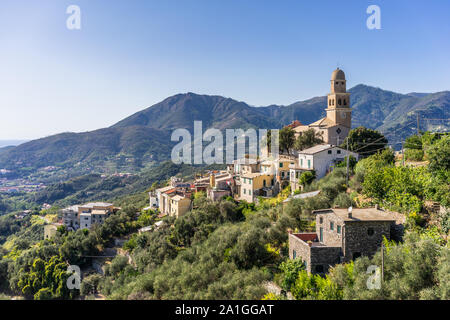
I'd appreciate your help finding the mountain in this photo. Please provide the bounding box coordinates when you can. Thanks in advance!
[0,85,448,176]
[0,126,172,177]
[0,140,28,148]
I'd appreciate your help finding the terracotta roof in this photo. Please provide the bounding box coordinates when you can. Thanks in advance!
[286,120,303,129]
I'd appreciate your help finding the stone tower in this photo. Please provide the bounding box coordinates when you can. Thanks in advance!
[326,68,351,128]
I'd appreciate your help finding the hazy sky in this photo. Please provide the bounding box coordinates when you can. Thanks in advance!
[0,0,449,140]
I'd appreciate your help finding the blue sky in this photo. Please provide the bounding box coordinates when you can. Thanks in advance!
[0,0,449,140]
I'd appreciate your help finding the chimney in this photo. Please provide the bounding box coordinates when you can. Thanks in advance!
[348,206,353,219]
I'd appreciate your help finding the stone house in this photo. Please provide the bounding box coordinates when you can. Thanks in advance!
[289,207,397,274]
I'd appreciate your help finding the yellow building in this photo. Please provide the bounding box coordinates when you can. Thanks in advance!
[240,173,274,203]
[169,195,192,218]
[44,224,60,240]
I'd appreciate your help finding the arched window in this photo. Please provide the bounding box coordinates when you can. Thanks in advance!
[332,99,334,106]
[343,99,347,106]
[329,99,331,106]
[338,99,341,105]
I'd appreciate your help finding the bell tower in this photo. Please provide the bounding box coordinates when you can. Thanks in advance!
[326,68,351,128]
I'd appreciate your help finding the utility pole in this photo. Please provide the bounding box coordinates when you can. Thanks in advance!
[402,141,405,166]
[346,138,349,186]
[417,113,420,136]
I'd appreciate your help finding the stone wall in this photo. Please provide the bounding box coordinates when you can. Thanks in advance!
[343,221,392,262]
[316,212,344,247]
[288,234,312,273]
[310,246,342,274]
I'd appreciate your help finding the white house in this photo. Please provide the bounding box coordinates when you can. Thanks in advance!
[79,212,92,229]
[297,144,358,179]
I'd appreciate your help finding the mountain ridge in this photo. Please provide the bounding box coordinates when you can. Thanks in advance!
[0,84,448,176]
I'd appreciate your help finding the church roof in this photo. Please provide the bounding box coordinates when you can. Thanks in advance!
[331,68,345,80]
[309,117,335,127]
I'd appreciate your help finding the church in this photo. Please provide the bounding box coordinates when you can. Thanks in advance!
[292,68,352,146]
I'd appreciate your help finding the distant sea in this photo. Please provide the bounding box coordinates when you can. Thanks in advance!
[0,140,28,148]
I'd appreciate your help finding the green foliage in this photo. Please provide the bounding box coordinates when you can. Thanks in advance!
[80,273,102,296]
[405,148,424,161]
[279,127,295,154]
[341,127,388,157]
[329,232,448,300]
[294,129,323,151]
[335,155,358,170]
[299,171,315,186]
[14,255,78,300]
[291,270,342,300]
[427,135,450,173]
[278,258,305,290]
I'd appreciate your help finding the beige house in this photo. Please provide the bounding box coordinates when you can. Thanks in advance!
[169,195,192,218]
[44,224,60,240]
[293,68,352,146]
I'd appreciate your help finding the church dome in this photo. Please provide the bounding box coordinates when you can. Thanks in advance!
[331,68,345,80]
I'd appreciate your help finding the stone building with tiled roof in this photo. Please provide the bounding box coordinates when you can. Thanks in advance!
[289,206,400,274]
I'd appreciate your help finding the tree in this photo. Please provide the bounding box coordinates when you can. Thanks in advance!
[299,171,315,186]
[294,129,323,151]
[279,258,305,290]
[279,127,295,154]
[341,127,388,157]
[427,135,450,173]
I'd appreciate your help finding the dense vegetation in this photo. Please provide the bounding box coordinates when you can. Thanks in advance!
[0,131,448,300]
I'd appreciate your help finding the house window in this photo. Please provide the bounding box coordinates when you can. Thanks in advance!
[337,225,341,234]
[279,163,283,168]
[249,190,252,196]
[319,217,323,224]
[293,250,297,259]
[307,159,311,168]
[243,189,246,195]
[328,150,332,154]
[337,150,341,154]
[368,227,374,236]
[330,221,334,231]
[263,180,266,187]
[300,159,303,166]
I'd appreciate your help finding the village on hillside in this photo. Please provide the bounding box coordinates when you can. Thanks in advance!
[46,69,420,277]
